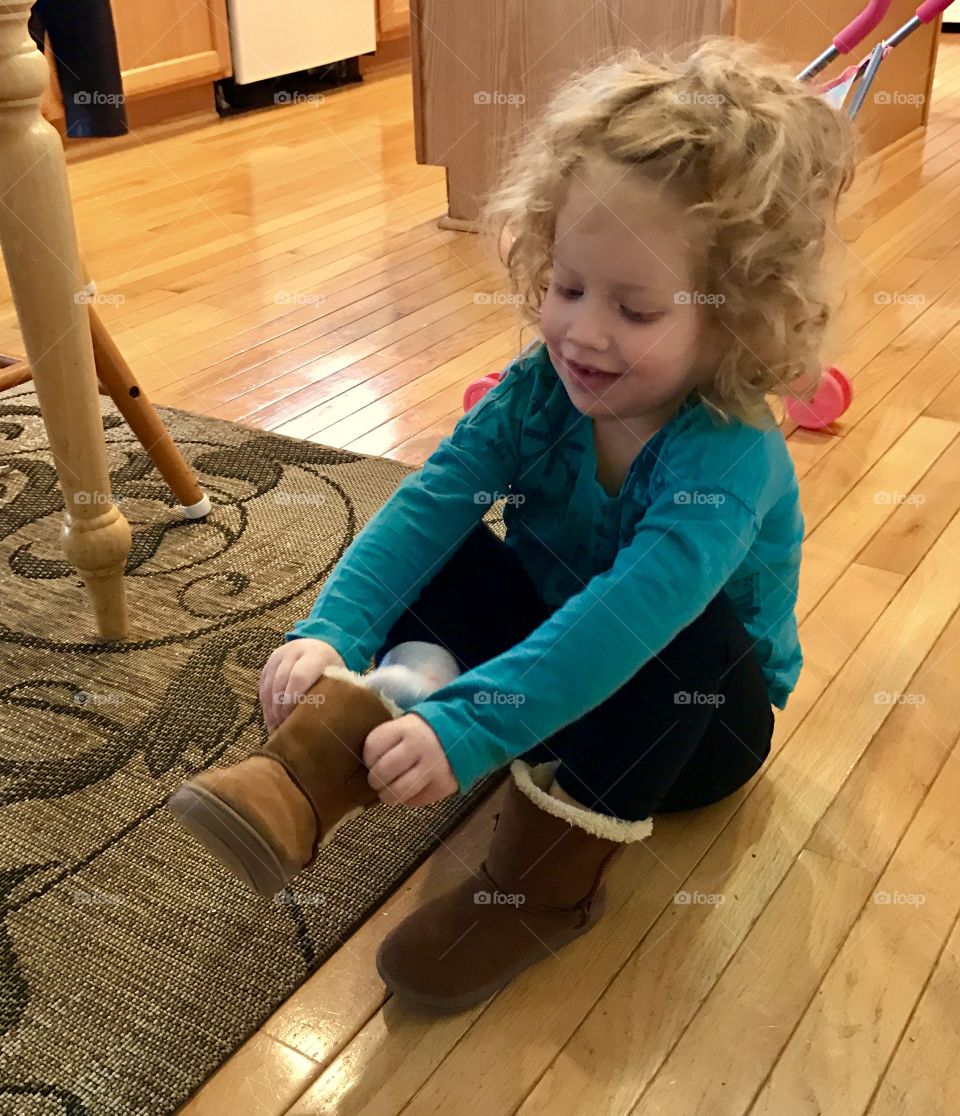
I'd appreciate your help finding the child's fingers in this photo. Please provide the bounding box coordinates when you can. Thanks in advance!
[368,748,419,798]
[363,718,407,770]
[270,643,323,723]
[378,762,432,806]
[401,779,445,808]
[282,659,326,711]
[262,642,336,729]
[260,652,289,728]
[259,664,277,725]
[259,643,291,700]
[268,659,297,726]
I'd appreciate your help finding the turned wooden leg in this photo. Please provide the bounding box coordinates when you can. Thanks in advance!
[0,1,130,639]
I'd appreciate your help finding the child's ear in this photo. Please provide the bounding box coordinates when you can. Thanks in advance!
[696,307,723,353]
[692,313,723,386]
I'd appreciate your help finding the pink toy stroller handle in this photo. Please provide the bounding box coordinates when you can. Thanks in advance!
[834,0,893,52]
[916,0,955,22]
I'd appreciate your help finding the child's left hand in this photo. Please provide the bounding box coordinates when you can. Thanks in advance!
[363,713,458,807]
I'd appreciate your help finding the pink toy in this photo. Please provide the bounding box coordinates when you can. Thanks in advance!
[463,372,503,412]
[784,366,853,430]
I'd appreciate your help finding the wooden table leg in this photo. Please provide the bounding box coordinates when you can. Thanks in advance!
[0,1,131,639]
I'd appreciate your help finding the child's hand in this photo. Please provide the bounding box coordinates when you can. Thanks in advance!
[259,638,346,731]
[363,713,458,807]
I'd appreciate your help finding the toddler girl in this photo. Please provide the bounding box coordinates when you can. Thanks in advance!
[179,36,858,1013]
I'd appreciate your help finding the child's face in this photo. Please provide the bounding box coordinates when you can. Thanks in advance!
[540,164,717,430]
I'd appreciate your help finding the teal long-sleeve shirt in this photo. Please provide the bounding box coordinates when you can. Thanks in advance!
[286,340,804,794]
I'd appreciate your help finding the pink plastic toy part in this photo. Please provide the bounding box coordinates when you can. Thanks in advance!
[784,366,853,429]
[916,0,954,24]
[818,61,867,96]
[833,0,892,53]
[463,372,503,412]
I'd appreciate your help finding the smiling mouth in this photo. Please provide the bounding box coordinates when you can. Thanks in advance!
[564,357,620,382]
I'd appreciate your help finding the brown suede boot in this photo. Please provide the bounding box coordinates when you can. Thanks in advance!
[167,665,403,897]
[375,757,653,1013]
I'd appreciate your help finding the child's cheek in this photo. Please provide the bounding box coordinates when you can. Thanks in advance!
[539,287,563,346]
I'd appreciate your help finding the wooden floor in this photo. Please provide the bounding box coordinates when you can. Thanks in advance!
[4,37,960,1116]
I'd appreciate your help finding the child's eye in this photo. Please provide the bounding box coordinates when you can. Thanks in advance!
[621,309,661,324]
[621,307,662,324]
[552,281,661,323]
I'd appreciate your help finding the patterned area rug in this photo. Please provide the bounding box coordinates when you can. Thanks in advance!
[0,384,504,1115]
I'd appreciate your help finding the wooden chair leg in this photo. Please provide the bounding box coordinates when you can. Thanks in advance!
[87,304,211,518]
[0,1,130,640]
[0,356,31,391]
[1,310,213,518]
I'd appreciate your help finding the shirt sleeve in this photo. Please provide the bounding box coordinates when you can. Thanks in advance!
[284,364,528,673]
[407,477,763,793]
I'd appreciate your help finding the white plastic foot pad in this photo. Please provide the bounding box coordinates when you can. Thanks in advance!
[181,494,213,519]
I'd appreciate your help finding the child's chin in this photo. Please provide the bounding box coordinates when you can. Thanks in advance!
[563,382,616,414]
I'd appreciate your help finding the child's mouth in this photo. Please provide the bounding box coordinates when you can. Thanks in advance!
[564,358,620,388]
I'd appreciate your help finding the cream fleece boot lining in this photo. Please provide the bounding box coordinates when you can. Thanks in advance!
[511,758,653,842]
[322,663,405,720]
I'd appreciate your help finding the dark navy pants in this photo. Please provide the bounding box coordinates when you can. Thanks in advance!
[374,522,775,821]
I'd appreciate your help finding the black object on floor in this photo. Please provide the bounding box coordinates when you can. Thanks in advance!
[215,57,364,117]
[29,0,128,137]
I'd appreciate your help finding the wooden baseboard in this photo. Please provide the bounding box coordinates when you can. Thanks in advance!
[126,84,218,129]
[436,213,479,233]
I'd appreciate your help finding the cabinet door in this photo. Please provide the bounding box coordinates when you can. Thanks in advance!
[109,0,232,97]
[378,0,410,38]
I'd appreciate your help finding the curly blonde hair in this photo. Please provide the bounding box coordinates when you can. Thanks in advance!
[478,35,860,429]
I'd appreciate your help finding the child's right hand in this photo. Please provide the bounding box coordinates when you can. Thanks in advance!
[259,638,347,731]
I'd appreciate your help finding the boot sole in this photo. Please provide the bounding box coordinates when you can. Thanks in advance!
[375,887,607,1014]
[167,782,296,899]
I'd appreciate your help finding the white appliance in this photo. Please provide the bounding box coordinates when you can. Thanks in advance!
[226,0,378,85]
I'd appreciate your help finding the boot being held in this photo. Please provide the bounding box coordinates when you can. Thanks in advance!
[167,665,404,897]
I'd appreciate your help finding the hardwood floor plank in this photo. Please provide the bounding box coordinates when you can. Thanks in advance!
[749,735,960,1114]
[867,911,960,1115]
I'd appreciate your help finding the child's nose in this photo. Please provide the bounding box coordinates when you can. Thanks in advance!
[566,303,611,351]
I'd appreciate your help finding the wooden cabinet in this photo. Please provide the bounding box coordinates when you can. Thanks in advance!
[108,0,232,98]
[377,0,410,41]
[410,0,941,227]
[361,0,410,72]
